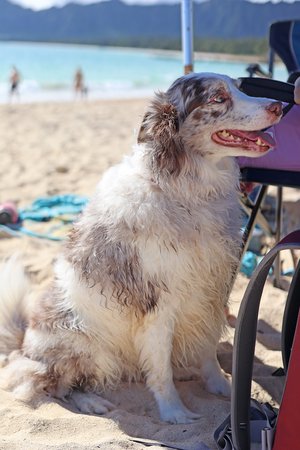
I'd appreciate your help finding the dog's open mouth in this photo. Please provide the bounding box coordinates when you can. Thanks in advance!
[211,129,275,153]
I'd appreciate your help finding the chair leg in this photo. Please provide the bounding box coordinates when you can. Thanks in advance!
[239,185,290,291]
[240,184,268,259]
[273,186,283,288]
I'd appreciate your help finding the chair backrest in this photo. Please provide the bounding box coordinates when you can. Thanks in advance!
[269,20,300,76]
[238,104,300,174]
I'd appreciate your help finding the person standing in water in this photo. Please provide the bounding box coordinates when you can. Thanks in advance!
[74,68,87,99]
[9,66,21,101]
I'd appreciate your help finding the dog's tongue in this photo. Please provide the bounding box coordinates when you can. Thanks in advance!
[230,129,275,147]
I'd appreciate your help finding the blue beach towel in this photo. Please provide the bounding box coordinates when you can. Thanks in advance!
[19,195,88,222]
[1,194,89,241]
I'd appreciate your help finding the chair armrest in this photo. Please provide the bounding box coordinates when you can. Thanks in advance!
[238,77,295,104]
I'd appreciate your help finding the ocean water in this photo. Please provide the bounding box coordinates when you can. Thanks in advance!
[0,41,289,103]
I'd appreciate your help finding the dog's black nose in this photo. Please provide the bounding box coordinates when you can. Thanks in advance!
[266,101,282,117]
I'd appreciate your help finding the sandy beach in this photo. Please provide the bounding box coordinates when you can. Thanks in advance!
[0,97,299,450]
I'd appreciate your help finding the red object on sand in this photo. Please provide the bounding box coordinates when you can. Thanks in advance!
[0,202,19,224]
[272,312,300,449]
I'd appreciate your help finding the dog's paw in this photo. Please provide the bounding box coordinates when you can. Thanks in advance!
[205,373,231,397]
[154,382,201,424]
[160,403,201,424]
[71,391,116,415]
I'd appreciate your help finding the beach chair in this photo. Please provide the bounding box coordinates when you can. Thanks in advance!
[247,20,300,79]
[237,20,300,286]
[214,230,300,450]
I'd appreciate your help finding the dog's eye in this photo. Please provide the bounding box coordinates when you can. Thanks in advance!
[212,95,227,104]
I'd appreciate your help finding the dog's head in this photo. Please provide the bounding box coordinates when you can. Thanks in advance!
[138,73,282,174]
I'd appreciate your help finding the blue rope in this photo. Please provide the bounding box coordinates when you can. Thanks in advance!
[0,224,65,241]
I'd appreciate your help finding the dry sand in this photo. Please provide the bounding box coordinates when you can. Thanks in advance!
[0,98,299,450]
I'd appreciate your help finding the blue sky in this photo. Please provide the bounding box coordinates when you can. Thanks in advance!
[9,0,300,10]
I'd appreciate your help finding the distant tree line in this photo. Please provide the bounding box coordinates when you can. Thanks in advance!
[68,37,269,57]
[194,38,268,56]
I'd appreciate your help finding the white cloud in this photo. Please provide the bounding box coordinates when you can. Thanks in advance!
[251,0,297,2]
[9,0,300,10]
[10,0,100,10]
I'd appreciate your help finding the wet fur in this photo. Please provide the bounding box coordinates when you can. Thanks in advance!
[0,73,282,423]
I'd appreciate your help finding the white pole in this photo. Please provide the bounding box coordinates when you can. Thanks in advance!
[181,0,194,74]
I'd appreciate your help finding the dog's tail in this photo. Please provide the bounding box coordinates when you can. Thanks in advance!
[0,255,30,359]
[0,256,49,402]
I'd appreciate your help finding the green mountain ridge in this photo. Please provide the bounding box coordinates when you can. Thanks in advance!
[0,0,300,47]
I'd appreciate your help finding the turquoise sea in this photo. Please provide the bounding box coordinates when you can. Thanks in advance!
[0,41,289,103]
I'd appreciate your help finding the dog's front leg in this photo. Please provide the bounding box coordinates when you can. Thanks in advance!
[199,345,231,397]
[134,309,201,424]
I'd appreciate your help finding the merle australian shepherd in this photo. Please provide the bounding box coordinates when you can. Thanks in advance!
[0,73,282,424]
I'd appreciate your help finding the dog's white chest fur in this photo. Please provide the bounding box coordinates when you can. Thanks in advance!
[56,153,241,374]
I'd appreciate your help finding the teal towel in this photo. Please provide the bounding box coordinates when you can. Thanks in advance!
[1,195,88,241]
[19,194,88,222]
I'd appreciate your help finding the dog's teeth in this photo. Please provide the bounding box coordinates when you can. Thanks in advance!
[221,130,229,137]
[256,138,263,145]
[228,134,234,140]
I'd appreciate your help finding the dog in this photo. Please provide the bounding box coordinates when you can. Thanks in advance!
[0,73,282,424]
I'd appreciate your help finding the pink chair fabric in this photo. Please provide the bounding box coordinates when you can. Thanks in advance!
[238,105,300,172]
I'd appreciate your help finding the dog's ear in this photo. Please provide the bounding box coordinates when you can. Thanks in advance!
[137,92,186,176]
[137,112,151,144]
[137,94,179,144]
